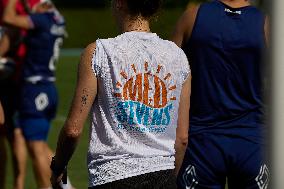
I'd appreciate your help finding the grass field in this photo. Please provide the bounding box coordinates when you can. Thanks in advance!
[4,7,185,189]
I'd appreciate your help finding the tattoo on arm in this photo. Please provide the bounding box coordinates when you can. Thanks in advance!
[80,88,89,113]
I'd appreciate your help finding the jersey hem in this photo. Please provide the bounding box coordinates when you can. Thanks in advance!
[88,164,175,187]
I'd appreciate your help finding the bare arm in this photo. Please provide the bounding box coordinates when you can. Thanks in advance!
[0,101,4,126]
[51,42,97,186]
[171,4,199,47]
[3,0,32,29]
[174,75,191,176]
[0,33,10,56]
[264,16,269,46]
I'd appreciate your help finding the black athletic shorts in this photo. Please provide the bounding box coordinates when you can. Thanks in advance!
[89,169,177,189]
[0,79,18,135]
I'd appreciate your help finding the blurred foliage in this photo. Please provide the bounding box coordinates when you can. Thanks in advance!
[53,0,192,8]
[57,0,266,48]
[59,8,183,48]
[52,0,264,8]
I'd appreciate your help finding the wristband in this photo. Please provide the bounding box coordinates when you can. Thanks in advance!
[50,156,67,178]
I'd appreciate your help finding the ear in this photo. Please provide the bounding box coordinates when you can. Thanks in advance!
[115,0,123,9]
[117,0,129,12]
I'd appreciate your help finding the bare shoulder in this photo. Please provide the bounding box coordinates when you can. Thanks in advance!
[172,3,201,46]
[179,3,200,26]
[185,3,200,18]
[77,42,97,77]
[183,3,200,39]
[79,42,97,68]
[82,42,97,60]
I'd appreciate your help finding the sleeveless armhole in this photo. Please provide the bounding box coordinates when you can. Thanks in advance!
[91,39,108,78]
[179,49,191,84]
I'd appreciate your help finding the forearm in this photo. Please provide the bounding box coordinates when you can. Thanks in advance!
[0,34,10,56]
[53,123,82,172]
[3,0,17,23]
[174,140,188,176]
[0,102,4,125]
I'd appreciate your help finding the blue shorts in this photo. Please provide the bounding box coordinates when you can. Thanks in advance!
[177,133,269,189]
[19,82,58,141]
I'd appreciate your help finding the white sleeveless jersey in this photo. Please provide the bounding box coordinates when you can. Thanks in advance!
[88,32,190,187]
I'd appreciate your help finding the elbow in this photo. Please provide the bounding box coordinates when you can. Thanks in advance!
[63,121,82,139]
[2,15,13,25]
[176,135,188,148]
[181,137,189,147]
[2,10,17,26]
[64,128,81,139]
[0,115,4,126]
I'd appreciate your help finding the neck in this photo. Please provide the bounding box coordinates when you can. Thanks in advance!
[120,15,150,33]
[220,0,251,8]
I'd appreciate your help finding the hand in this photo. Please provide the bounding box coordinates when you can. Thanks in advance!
[50,173,63,189]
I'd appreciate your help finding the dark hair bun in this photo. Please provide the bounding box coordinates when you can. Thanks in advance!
[126,0,162,18]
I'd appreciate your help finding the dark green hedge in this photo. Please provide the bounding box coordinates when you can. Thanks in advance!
[53,0,194,8]
[53,0,264,8]
[59,7,184,48]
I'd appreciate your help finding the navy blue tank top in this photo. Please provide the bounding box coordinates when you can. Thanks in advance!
[184,1,266,143]
[23,10,65,83]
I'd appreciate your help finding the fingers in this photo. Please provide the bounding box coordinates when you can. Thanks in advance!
[51,174,63,189]
[52,180,63,189]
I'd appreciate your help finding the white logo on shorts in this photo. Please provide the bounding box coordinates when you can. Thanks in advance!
[182,165,199,189]
[255,164,270,189]
[35,93,49,111]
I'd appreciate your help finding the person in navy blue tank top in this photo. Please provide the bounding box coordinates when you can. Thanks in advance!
[172,0,269,188]
[3,0,71,188]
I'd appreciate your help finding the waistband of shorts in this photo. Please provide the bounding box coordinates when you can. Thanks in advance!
[24,76,55,84]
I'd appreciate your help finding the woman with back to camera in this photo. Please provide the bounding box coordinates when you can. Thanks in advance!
[51,0,191,188]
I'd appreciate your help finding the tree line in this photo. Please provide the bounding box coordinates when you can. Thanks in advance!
[53,0,192,8]
[53,0,264,9]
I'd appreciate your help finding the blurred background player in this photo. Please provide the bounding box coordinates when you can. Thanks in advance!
[0,27,18,189]
[0,99,5,188]
[0,1,40,188]
[0,0,38,186]
[51,0,191,188]
[0,26,25,189]
[172,0,269,188]
[3,0,72,188]
[0,100,4,125]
